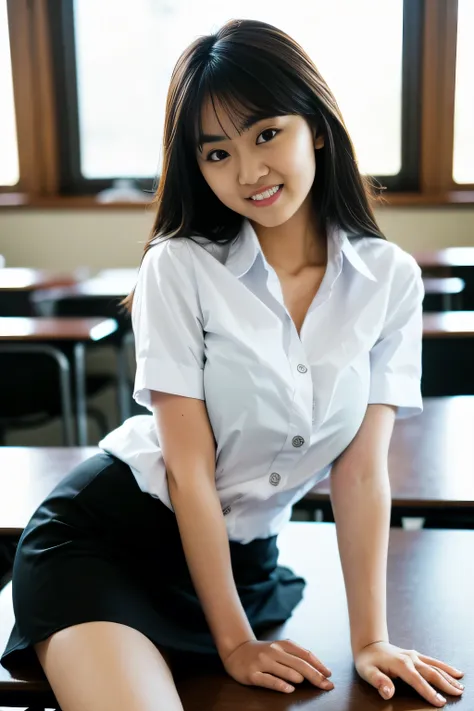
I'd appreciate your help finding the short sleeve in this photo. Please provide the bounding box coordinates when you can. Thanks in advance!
[368,256,424,419]
[132,238,205,410]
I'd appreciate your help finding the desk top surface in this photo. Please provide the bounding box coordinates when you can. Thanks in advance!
[0,317,117,341]
[0,268,86,292]
[0,523,471,708]
[422,277,465,294]
[0,397,473,533]
[422,311,474,336]
[311,396,474,506]
[414,246,474,268]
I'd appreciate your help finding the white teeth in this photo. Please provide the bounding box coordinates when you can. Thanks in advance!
[250,185,280,201]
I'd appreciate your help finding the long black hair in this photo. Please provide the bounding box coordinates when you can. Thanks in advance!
[124,18,384,310]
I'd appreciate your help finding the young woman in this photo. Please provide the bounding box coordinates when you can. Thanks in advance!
[1,18,465,710]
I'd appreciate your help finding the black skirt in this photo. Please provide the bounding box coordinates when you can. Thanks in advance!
[1,453,305,678]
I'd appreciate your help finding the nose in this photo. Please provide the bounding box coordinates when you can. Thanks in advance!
[237,153,270,186]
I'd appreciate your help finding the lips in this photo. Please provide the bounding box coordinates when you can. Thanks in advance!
[246,184,282,200]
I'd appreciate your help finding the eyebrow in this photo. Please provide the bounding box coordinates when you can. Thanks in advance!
[197,114,276,151]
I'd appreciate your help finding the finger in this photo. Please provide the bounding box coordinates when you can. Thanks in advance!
[278,640,332,677]
[417,662,464,696]
[417,654,464,678]
[265,660,305,685]
[397,658,448,707]
[274,650,334,690]
[251,671,295,694]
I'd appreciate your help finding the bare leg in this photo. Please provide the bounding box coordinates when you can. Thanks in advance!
[35,621,184,711]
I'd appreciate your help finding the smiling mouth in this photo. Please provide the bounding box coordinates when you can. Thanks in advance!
[247,184,283,202]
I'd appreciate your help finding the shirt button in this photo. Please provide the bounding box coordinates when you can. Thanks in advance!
[297,364,308,374]
[292,435,305,448]
[269,472,281,486]
[222,506,231,516]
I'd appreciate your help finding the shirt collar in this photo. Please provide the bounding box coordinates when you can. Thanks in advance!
[225,218,377,282]
[225,219,262,279]
[330,223,378,282]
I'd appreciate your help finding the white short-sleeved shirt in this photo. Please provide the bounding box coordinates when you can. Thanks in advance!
[100,218,424,544]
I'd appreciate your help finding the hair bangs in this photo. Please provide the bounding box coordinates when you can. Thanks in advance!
[188,51,306,154]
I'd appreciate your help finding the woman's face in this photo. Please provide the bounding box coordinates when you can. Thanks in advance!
[196,98,324,228]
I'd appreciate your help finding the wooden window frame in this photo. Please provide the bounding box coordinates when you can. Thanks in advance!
[1,0,473,209]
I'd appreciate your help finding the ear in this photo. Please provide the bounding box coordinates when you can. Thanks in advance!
[314,133,325,150]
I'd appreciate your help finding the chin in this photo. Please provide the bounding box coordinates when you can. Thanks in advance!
[249,204,301,229]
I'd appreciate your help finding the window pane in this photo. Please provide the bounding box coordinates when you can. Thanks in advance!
[73,0,403,179]
[453,0,474,184]
[0,0,19,186]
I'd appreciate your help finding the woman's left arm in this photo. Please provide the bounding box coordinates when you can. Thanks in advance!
[330,403,393,657]
[330,403,464,706]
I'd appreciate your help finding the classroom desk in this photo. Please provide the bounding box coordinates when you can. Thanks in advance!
[0,523,472,709]
[0,268,87,316]
[33,270,138,422]
[304,396,474,525]
[415,247,474,310]
[422,310,474,336]
[422,277,465,311]
[0,318,117,446]
[0,447,98,537]
[415,247,474,269]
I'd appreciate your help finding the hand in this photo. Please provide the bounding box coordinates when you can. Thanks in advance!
[222,638,334,694]
[354,641,465,706]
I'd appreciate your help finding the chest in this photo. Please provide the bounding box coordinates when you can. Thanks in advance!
[276,266,327,335]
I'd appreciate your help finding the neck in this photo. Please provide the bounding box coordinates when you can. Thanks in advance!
[250,197,327,276]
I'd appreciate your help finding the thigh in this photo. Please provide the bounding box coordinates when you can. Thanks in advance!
[35,621,183,711]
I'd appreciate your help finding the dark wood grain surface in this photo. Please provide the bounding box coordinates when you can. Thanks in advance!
[1,398,473,535]
[422,311,474,337]
[0,268,85,292]
[414,247,474,269]
[308,396,474,508]
[0,317,117,341]
[0,523,471,709]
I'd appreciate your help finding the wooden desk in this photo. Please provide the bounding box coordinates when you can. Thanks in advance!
[305,397,474,524]
[1,523,472,709]
[422,277,465,311]
[0,318,117,446]
[0,447,98,537]
[0,269,85,292]
[33,268,137,305]
[0,269,87,317]
[415,247,474,269]
[423,311,474,337]
[33,273,137,422]
[415,248,474,310]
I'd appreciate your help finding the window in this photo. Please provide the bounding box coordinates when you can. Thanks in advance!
[49,0,421,193]
[0,0,19,187]
[3,0,471,204]
[453,0,474,184]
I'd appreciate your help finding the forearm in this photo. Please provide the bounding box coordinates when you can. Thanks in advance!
[330,465,391,656]
[169,476,256,660]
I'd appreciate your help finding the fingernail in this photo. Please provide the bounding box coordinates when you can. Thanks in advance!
[436,693,446,704]
[382,686,392,699]
[321,680,333,689]
[285,685,294,692]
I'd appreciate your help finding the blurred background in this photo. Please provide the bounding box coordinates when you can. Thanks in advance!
[0,0,473,447]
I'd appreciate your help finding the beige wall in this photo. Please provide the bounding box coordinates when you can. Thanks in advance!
[1,206,474,269]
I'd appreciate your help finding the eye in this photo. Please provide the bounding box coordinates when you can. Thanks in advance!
[206,149,229,162]
[256,128,280,144]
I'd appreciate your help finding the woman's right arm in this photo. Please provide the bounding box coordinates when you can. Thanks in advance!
[150,389,334,694]
[150,389,255,660]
